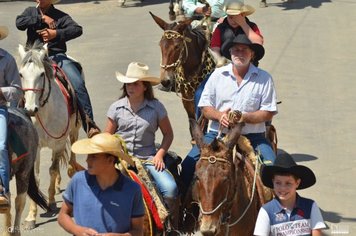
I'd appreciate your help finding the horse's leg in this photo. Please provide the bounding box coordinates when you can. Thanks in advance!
[68,128,84,178]
[12,192,26,236]
[48,152,61,210]
[2,206,11,236]
[169,0,176,21]
[182,99,197,140]
[24,148,41,230]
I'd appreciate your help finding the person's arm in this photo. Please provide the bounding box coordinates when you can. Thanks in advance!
[182,0,204,17]
[312,229,323,236]
[1,53,23,104]
[105,118,118,134]
[58,201,99,236]
[153,116,174,171]
[55,13,83,42]
[16,7,41,31]
[241,110,274,124]
[99,217,144,236]
[234,15,263,45]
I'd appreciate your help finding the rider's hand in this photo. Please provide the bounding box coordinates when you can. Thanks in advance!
[74,226,98,236]
[202,6,211,17]
[38,28,57,42]
[233,13,247,26]
[219,108,231,128]
[42,15,56,29]
[152,154,165,172]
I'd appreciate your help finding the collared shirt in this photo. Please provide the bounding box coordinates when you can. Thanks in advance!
[16,5,82,56]
[0,49,22,106]
[63,171,144,234]
[107,97,167,159]
[182,0,226,19]
[198,63,277,134]
[254,195,326,236]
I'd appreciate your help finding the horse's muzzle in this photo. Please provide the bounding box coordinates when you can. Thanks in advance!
[24,107,38,117]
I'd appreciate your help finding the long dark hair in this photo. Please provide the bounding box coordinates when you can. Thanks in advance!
[119,81,156,100]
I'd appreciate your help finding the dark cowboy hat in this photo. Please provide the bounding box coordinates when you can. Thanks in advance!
[221,34,265,62]
[261,152,316,190]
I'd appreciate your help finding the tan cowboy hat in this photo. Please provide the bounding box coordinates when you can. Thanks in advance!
[116,62,161,86]
[224,0,255,16]
[0,26,9,40]
[71,132,134,166]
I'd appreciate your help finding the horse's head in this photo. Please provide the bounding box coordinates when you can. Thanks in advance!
[190,119,244,235]
[150,12,192,91]
[18,43,51,116]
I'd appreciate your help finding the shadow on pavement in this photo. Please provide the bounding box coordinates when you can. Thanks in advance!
[320,209,356,223]
[267,0,332,10]
[277,149,318,162]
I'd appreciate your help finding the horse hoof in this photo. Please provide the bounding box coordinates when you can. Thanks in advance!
[23,220,36,230]
[118,0,125,6]
[49,202,57,211]
[260,1,267,7]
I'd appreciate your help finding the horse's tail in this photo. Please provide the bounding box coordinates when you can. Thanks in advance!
[27,166,51,212]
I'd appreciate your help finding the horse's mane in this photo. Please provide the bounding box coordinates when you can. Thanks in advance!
[21,41,53,80]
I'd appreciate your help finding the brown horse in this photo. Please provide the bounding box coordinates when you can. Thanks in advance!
[186,119,271,235]
[150,12,215,127]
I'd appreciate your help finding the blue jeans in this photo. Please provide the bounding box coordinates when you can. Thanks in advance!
[0,106,9,193]
[50,53,94,131]
[144,162,178,199]
[180,131,276,190]
[194,74,210,120]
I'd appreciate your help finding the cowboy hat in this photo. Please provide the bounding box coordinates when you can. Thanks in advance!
[71,132,134,166]
[224,0,255,16]
[0,26,9,40]
[221,33,265,62]
[261,152,316,190]
[116,62,161,86]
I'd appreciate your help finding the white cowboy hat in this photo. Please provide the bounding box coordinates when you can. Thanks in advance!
[224,0,255,16]
[0,26,9,40]
[71,132,134,166]
[116,62,161,86]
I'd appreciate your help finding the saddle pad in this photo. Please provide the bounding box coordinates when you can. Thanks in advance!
[128,170,164,231]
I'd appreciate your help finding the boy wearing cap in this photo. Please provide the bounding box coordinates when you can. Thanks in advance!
[254,153,326,236]
[0,26,23,208]
[210,0,263,67]
[16,0,99,137]
[58,133,144,236]
[181,33,277,191]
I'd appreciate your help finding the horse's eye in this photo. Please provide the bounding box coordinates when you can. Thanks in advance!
[19,73,23,78]
[40,72,45,77]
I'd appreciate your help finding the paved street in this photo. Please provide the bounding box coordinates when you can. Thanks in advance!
[1,0,356,235]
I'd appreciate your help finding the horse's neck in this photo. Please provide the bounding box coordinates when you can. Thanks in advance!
[183,30,208,73]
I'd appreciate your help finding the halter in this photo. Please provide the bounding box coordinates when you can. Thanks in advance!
[22,72,51,107]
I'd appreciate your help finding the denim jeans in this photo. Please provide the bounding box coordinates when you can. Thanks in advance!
[144,162,178,199]
[50,53,94,131]
[0,106,9,193]
[180,131,276,190]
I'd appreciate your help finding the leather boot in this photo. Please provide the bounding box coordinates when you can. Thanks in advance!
[164,197,180,236]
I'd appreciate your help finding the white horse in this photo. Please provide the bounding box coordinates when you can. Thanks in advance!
[18,43,83,229]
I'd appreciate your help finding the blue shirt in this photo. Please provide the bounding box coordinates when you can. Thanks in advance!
[63,171,144,234]
[198,63,277,134]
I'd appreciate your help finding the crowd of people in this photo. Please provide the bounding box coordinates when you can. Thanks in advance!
[0,0,326,235]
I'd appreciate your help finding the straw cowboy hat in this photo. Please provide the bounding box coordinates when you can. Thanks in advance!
[224,0,255,16]
[0,26,9,40]
[261,152,316,190]
[71,132,134,166]
[116,62,161,86]
[221,33,265,61]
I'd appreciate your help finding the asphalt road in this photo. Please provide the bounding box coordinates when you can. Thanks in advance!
[1,0,356,235]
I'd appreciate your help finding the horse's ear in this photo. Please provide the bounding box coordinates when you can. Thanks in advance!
[189,118,204,149]
[18,44,26,60]
[39,44,48,60]
[224,122,245,150]
[149,12,169,31]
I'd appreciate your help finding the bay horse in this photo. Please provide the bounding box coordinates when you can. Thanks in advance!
[4,107,50,236]
[18,43,83,229]
[185,119,272,235]
[150,12,215,135]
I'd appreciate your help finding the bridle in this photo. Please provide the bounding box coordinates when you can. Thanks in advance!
[196,155,236,217]
[159,30,191,70]
[22,72,51,108]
